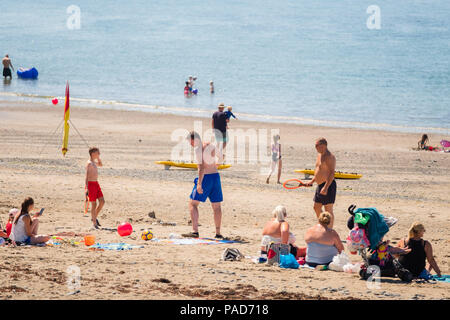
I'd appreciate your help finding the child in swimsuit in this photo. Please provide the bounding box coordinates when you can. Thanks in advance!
[266,134,282,184]
[224,106,236,121]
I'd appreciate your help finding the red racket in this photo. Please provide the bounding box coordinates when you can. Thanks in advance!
[283,179,308,190]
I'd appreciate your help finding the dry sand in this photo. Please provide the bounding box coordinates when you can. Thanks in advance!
[0,100,449,300]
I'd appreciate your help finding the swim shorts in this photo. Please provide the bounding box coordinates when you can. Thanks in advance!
[3,68,11,78]
[214,130,229,143]
[190,173,223,203]
[313,180,337,205]
[87,181,104,202]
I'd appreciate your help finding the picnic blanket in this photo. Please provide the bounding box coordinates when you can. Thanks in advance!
[432,275,450,283]
[88,243,144,250]
[152,237,242,245]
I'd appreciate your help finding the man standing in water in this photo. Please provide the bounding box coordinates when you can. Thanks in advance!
[2,54,14,79]
[306,138,337,227]
[183,131,225,239]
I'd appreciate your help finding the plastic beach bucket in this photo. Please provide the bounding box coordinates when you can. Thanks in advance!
[84,235,96,246]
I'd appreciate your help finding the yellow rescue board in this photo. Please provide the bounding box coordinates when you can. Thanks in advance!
[295,169,362,180]
[156,161,231,170]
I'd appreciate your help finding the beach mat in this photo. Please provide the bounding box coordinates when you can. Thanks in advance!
[152,237,242,245]
[88,243,144,250]
[432,275,450,283]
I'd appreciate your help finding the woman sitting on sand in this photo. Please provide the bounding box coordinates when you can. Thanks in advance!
[10,197,49,245]
[304,212,344,268]
[259,205,302,262]
[397,222,441,279]
[0,209,16,246]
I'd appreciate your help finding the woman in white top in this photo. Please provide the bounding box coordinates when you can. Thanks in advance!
[10,197,49,245]
[259,205,302,262]
[266,134,282,184]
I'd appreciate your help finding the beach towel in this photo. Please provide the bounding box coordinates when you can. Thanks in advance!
[431,275,450,283]
[88,243,144,250]
[354,208,389,250]
[151,237,242,245]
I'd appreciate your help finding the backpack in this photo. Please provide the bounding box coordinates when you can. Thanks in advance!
[267,242,290,265]
[369,242,392,267]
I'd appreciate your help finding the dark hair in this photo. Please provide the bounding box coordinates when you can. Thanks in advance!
[421,134,428,143]
[15,197,34,224]
[89,147,99,156]
[185,81,189,85]
[316,138,328,146]
[187,131,201,142]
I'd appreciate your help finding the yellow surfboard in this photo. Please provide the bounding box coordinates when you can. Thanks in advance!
[295,169,362,180]
[156,161,231,170]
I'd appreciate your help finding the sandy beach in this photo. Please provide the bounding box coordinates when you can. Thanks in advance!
[0,100,449,300]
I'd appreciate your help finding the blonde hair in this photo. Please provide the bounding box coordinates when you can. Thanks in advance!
[319,211,332,226]
[227,106,232,111]
[273,205,287,222]
[408,222,425,239]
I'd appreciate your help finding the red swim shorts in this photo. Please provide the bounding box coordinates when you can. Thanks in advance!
[87,181,104,202]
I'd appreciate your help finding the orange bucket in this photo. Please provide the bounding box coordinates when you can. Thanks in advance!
[84,235,96,246]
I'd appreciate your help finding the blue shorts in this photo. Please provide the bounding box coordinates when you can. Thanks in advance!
[190,173,223,203]
[16,236,31,245]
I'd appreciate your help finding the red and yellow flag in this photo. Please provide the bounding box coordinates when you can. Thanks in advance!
[62,82,70,156]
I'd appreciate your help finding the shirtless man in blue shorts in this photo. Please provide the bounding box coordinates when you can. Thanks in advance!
[183,131,225,239]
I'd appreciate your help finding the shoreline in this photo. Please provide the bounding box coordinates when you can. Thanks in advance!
[1,92,449,135]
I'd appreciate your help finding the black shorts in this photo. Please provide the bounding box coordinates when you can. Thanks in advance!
[314,180,337,205]
[3,68,12,78]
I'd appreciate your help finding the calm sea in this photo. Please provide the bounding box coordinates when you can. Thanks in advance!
[1,0,449,133]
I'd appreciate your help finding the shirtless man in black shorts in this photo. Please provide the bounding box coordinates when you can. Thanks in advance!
[2,54,14,79]
[306,138,337,227]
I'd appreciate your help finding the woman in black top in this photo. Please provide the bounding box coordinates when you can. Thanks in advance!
[398,222,441,278]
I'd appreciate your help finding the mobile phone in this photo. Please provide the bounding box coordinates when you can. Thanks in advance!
[38,208,45,216]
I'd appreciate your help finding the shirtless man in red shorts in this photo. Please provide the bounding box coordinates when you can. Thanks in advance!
[85,147,105,229]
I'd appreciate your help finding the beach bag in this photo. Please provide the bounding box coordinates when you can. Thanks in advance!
[267,243,290,265]
[222,248,244,261]
[279,254,299,269]
[328,252,351,272]
[343,263,362,274]
[347,226,370,254]
[369,242,392,267]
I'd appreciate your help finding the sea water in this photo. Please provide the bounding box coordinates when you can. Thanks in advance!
[1,0,449,133]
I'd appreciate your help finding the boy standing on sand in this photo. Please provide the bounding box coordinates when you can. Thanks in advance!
[85,147,105,229]
[183,131,225,239]
[305,138,337,228]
